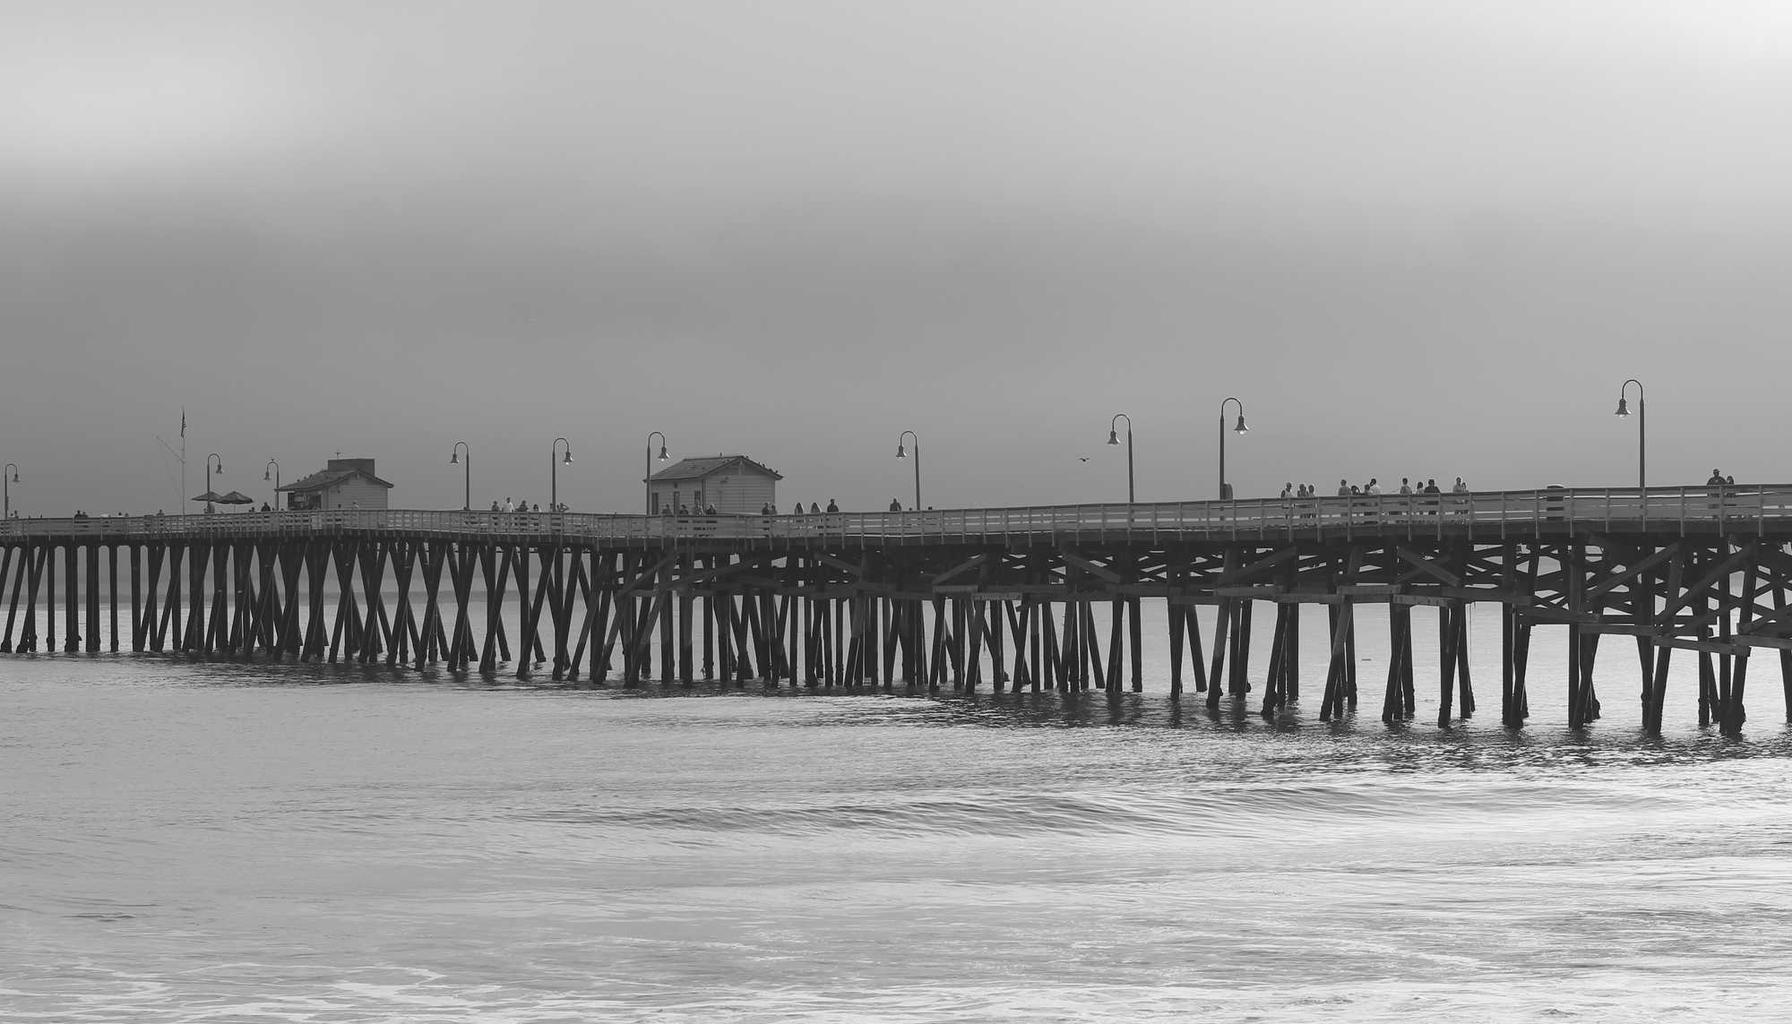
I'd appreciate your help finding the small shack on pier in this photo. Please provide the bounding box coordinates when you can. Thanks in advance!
[647,455,781,514]
[277,457,393,511]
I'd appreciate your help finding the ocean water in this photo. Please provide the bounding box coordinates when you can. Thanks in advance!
[5,608,1792,1022]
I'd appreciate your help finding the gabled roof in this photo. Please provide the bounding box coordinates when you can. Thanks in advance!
[647,455,783,484]
[277,468,395,493]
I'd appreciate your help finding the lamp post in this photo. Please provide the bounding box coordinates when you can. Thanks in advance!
[1107,413,1135,503]
[263,459,280,511]
[1217,397,1248,499]
[550,437,573,512]
[1614,379,1645,489]
[449,442,470,509]
[2,463,16,520]
[205,453,223,513]
[895,430,921,511]
[644,432,669,514]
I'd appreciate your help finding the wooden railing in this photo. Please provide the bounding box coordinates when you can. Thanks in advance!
[4,486,1790,546]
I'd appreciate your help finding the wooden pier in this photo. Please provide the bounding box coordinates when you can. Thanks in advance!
[5,484,1792,735]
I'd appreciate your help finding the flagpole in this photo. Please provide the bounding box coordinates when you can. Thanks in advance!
[180,408,187,515]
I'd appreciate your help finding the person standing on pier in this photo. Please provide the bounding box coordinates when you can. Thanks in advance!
[889,497,902,512]
[1337,479,1350,496]
[826,498,839,513]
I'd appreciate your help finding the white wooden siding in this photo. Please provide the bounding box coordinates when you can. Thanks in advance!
[650,469,777,514]
[320,477,391,510]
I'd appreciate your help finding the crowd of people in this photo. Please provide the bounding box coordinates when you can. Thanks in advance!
[766,499,841,515]
[486,497,570,514]
[1279,476,1472,499]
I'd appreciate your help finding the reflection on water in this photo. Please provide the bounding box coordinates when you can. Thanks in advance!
[5,655,1792,1022]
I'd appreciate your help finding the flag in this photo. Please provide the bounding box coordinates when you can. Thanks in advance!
[181,408,186,438]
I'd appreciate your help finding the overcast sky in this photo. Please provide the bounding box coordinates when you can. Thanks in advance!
[4,1,1790,515]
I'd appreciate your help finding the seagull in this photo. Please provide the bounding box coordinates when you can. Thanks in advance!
[1078,457,1091,462]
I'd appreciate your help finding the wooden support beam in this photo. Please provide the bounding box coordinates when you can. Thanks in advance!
[928,553,988,587]
[1214,585,1283,599]
[1220,546,1298,584]
[85,543,101,653]
[1659,544,1758,618]
[1585,543,1681,599]
[1396,546,1462,587]
[1391,593,1454,608]
[1061,550,1123,584]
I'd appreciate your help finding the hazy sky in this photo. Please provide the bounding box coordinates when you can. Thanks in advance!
[5,1,1791,515]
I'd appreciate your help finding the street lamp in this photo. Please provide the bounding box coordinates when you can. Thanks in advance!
[1217,397,1248,499]
[1614,379,1645,489]
[2,463,16,520]
[205,453,223,513]
[1107,413,1135,503]
[895,430,921,511]
[449,442,470,510]
[264,459,281,511]
[550,437,573,512]
[644,431,669,514]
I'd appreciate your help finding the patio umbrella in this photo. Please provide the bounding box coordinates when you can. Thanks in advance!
[190,491,224,504]
[217,491,255,505]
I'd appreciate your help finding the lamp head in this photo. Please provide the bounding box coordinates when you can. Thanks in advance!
[1233,414,1249,434]
[264,468,271,480]
[450,450,459,465]
[895,443,907,459]
[1615,397,1630,417]
[657,445,669,461]
[1107,429,1120,446]
[562,450,574,465]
